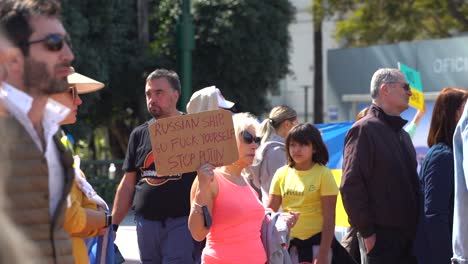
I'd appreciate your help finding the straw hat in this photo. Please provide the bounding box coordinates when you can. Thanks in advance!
[67,67,104,94]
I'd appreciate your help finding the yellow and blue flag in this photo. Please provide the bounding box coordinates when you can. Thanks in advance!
[316,122,353,227]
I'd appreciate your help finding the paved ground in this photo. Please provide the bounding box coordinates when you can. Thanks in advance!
[113,212,350,264]
[115,212,139,264]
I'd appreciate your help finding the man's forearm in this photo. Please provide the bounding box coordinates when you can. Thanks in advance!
[112,183,134,225]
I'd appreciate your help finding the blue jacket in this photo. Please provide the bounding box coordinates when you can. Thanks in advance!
[415,143,454,264]
[453,103,468,264]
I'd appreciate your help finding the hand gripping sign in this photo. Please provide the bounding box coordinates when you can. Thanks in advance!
[148,109,239,176]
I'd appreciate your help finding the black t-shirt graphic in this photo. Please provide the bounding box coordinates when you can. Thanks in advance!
[123,120,197,221]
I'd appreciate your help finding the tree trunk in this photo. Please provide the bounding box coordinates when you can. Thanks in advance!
[137,0,149,47]
[107,121,132,160]
[89,132,97,161]
[313,24,323,124]
[136,0,150,123]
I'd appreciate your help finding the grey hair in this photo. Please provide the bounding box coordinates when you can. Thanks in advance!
[232,112,259,144]
[259,105,297,144]
[370,68,403,99]
[146,69,181,93]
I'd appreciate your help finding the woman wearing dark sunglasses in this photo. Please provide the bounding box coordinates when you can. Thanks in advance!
[50,70,110,264]
[188,113,298,263]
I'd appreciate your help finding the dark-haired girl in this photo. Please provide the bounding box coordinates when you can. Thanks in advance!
[267,123,338,264]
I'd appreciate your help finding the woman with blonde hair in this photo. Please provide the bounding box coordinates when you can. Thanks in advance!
[247,105,298,205]
[188,113,297,263]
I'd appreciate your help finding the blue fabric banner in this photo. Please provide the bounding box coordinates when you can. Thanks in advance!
[315,122,353,169]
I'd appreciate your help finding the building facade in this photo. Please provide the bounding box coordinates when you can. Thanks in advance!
[269,0,468,125]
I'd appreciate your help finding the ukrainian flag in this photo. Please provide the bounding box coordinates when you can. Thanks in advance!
[316,122,353,228]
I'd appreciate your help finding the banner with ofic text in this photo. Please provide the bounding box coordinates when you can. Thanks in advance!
[148,109,239,176]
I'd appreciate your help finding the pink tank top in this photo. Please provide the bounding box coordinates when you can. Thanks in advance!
[202,171,267,264]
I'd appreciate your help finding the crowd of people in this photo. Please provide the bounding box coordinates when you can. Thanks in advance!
[0,0,468,264]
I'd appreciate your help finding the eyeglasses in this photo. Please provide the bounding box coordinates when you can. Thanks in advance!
[69,86,77,100]
[27,34,72,52]
[387,82,410,91]
[240,130,261,145]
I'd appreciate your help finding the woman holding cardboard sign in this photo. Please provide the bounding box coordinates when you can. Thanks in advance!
[188,113,297,263]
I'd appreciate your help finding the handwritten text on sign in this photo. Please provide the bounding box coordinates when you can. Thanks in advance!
[148,110,239,176]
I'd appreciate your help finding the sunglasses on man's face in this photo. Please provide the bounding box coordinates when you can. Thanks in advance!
[401,83,410,91]
[240,130,261,145]
[387,82,410,91]
[27,34,72,52]
[69,86,77,101]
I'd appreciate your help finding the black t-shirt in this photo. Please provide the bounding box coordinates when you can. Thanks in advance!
[123,120,197,220]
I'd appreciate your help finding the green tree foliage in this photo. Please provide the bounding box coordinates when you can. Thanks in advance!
[334,0,468,47]
[61,0,156,159]
[60,0,294,159]
[151,0,295,114]
[192,0,295,114]
[310,0,355,123]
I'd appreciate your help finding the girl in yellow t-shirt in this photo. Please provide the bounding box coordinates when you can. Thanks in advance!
[267,123,338,264]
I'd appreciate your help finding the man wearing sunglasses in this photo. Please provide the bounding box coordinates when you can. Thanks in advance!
[0,0,75,263]
[341,68,420,264]
[112,69,202,263]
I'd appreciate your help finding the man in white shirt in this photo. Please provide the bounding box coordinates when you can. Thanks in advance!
[0,0,76,263]
[0,28,44,264]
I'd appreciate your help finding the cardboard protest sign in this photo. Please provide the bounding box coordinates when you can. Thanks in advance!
[398,62,425,110]
[148,109,239,176]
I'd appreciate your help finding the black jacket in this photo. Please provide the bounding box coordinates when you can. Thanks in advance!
[340,104,420,239]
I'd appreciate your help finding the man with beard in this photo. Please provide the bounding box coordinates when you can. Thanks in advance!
[112,69,201,263]
[0,0,75,263]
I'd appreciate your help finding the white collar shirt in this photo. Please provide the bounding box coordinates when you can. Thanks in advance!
[0,83,70,217]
